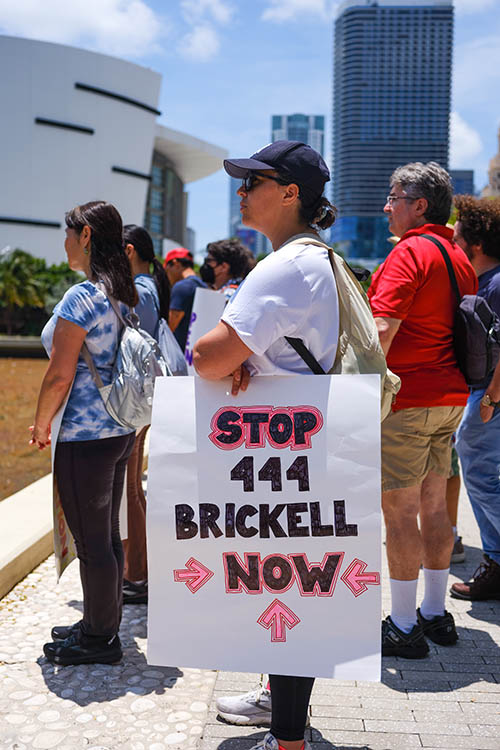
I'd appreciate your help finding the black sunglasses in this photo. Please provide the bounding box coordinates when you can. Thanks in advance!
[240,172,291,193]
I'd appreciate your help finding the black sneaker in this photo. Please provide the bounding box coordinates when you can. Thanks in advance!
[51,620,82,642]
[450,556,500,601]
[123,579,148,605]
[382,616,429,659]
[43,630,122,666]
[417,608,458,646]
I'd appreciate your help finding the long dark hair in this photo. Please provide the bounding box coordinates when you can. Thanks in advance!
[65,201,137,306]
[123,224,170,320]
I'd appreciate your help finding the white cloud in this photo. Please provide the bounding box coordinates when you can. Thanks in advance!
[453,0,499,14]
[180,0,233,25]
[0,0,165,57]
[180,23,220,62]
[454,35,500,109]
[178,0,233,61]
[261,0,333,22]
[450,111,483,168]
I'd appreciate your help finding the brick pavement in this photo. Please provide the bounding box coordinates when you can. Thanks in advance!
[1,483,500,750]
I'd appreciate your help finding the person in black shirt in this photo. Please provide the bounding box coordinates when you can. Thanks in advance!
[164,247,206,351]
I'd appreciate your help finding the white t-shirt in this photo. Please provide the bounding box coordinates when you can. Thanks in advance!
[221,234,339,376]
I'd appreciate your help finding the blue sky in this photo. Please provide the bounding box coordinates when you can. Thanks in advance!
[1,0,499,252]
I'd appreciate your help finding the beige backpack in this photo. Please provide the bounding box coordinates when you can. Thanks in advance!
[285,236,400,420]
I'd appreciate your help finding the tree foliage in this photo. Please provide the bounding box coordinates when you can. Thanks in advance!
[0,249,80,335]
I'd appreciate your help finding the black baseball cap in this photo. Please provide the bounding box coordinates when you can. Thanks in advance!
[223,140,330,200]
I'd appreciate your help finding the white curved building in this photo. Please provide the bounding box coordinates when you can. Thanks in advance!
[0,35,227,263]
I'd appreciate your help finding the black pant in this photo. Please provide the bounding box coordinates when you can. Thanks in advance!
[269,674,315,741]
[55,433,135,638]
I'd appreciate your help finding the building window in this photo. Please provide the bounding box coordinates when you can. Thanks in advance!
[150,188,163,210]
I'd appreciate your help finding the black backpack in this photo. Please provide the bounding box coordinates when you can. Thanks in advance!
[422,234,500,386]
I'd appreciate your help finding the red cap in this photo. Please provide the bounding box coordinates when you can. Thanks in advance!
[163,247,193,266]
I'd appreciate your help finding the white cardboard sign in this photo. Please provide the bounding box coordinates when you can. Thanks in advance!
[147,374,381,680]
[184,288,226,374]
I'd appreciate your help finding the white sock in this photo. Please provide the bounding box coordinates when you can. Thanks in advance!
[420,568,449,619]
[452,526,458,541]
[390,578,418,633]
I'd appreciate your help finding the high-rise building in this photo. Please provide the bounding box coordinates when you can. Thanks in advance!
[272,114,325,155]
[331,0,453,262]
[449,170,475,196]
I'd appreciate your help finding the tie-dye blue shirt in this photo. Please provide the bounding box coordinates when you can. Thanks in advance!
[41,281,134,442]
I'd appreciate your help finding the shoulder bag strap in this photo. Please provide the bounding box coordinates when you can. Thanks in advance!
[284,336,326,374]
[80,284,128,389]
[420,233,461,306]
[81,343,105,389]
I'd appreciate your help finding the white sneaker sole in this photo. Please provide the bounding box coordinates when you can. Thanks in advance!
[217,710,271,726]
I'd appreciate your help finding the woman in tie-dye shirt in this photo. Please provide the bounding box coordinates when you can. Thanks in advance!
[31,201,137,666]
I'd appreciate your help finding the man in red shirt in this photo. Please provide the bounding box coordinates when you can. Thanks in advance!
[368,162,477,659]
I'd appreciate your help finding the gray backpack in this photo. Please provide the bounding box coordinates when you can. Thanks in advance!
[82,293,170,430]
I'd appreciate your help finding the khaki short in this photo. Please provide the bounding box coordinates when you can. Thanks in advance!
[382,406,464,491]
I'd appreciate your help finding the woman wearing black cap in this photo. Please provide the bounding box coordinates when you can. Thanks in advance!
[193,141,337,750]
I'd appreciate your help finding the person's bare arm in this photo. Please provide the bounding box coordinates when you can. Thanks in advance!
[480,358,500,423]
[30,319,87,449]
[169,309,185,332]
[374,316,401,357]
[193,320,252,395]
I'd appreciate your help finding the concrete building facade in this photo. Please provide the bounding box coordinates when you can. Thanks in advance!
[0,36,226,263]
[482,126,500,197]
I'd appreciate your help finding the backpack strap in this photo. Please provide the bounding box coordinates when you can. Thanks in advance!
[284,336,326,374]
[81,344,104,389]
[420,234,461,306]
[80,285,128,390]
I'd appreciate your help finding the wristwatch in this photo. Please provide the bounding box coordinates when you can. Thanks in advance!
[481,393,500,408]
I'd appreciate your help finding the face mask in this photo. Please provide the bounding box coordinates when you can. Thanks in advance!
[200,261,215,284]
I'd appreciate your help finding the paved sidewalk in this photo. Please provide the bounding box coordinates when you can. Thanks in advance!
[1,484,500,750]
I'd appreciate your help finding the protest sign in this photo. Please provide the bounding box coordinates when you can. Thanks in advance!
[147,374,381,680]
[51,394,76,579]
[183,288,226,373]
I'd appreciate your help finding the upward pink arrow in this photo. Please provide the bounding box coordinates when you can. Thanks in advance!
[341,558,380,597]
[173,557,214,594]
[257,599,301,643]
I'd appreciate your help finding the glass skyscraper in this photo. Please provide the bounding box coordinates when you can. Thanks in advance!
[272,114,325,155]
[331,0,453,262]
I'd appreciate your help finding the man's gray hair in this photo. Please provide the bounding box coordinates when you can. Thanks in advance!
[390,161,453,225]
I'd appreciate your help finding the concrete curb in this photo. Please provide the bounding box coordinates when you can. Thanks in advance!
[0,435,149,600]
[0,473,53,600]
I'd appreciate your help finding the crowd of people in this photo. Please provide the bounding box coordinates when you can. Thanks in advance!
[29,139,500,750]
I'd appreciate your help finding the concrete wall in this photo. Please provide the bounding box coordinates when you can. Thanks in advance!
[0,35,161,264]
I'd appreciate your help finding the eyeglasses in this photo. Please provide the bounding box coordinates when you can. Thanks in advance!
[240,172,291,193]
[385,195,417,205]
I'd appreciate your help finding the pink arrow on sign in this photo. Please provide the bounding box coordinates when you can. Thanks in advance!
[341,558,380,598]
[257,599,301,643]
[173,557,214,593]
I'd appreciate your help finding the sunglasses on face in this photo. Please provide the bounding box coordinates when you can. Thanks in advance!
[240,172,291,193]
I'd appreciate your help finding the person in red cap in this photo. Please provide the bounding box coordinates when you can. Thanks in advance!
[163,247,206,351]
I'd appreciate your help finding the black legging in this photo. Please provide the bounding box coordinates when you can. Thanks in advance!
[55,433,135,638]
[269,674,315,741]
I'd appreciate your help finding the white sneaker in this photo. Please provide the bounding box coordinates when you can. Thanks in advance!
[249,733,311,750]
[216,686,272,726]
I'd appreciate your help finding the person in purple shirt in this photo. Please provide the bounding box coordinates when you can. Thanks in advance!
[451,195,500,601]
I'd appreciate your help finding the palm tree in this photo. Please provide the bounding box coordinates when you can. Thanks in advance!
[0,250,47,335]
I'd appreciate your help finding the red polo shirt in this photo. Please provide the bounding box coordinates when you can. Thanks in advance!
[368,224,477,411]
